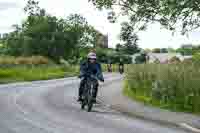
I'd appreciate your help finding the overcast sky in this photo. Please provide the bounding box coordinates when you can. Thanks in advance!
[0,0,200,49]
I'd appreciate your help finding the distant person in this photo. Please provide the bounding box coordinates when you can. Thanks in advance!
[118,59,124,74]
[107,60,112,72]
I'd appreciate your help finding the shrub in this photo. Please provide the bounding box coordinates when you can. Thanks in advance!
[15,57,29,65]
[193,53,200,63]
[0,56,51,65]
[30,56,50,65]
[168,56,181,64]
[0,56,15,64]
[135,53,147,64]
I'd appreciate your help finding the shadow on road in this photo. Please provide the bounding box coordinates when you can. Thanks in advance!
[91,109,120,116]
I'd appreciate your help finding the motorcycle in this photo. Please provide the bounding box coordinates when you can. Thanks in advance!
[119,65,124,74]
[80,75,97,112]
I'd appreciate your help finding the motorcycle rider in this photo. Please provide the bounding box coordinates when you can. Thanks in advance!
[77,52,104,103]
[119,58,124,74]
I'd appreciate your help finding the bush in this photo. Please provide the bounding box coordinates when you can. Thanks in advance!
[30,56,50,65]
[125,63,200,113]
[0,56,15,64]
[15,57,29,65]
[135,53,147,64]
[168,56,181,64]
[193,53,200,63]
[0,56,51,65]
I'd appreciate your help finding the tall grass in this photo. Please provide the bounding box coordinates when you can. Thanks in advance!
[0,65,78,84]
[0,56,121,84]
[0,56,51,65]
[125,63,200,114]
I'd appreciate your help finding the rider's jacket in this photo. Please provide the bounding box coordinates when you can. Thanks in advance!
[79,61,104,81]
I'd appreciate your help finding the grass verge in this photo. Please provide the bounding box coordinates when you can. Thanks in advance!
[123,81,196,114]
[0,65,78,84]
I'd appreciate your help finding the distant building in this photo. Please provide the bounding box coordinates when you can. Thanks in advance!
[181,44,193,49]
[147,53,180,63]
[96,33,108,48]
[147,53,192,63]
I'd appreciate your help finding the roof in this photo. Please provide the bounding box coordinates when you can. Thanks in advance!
[147,53,182,63]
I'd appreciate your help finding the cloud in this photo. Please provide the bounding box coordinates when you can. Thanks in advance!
[0,0,200,48]
[0,25,13,33]
[0,1,19,11]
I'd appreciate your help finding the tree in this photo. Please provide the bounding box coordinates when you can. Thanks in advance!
[4,0,100,63]
[119,22,140,55]
[65,14,104,59]
[176,48,192,55]
[24,0,40,15]
[115,43,124,52]
[89,0,200,35]
[152,48,161,53]
[135,53,147,64]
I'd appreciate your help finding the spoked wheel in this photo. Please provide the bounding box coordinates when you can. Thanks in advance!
[80,77,96,112]
[87,86,94,112]
[87,102,93,112]
[81,84,88,110]
[87,96,93,112]
[81,100,86,110]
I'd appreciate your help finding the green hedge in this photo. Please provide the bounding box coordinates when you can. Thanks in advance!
[125,63,200,114]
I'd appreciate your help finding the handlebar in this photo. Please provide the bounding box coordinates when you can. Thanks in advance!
[79,74,104,82]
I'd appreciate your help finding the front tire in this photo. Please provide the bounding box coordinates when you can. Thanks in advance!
[81,101,86,110]
[87,101,93,112]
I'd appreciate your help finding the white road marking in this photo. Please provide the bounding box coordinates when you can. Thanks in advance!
[179,123,200,133]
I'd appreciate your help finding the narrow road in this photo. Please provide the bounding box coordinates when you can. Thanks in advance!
[0,74,188,133]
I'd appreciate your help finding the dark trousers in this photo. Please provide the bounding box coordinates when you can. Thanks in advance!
[79,78,99,98]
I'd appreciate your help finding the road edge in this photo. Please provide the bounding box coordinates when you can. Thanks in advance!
[109,104,199,133]
[98,94,200,133]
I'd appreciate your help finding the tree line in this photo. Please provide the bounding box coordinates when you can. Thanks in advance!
[0,0,142,64]
[0,0,104,63]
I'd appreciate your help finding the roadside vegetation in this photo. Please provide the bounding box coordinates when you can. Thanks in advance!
[0,0,135,84]
[0,56,51,65]
[0,56,79,84]
[0,65,78,84]
[0,55,121,84]
[90,0,200,115]
[124,62,200,114]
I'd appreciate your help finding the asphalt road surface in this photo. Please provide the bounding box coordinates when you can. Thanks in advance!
[0,74,188,133]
